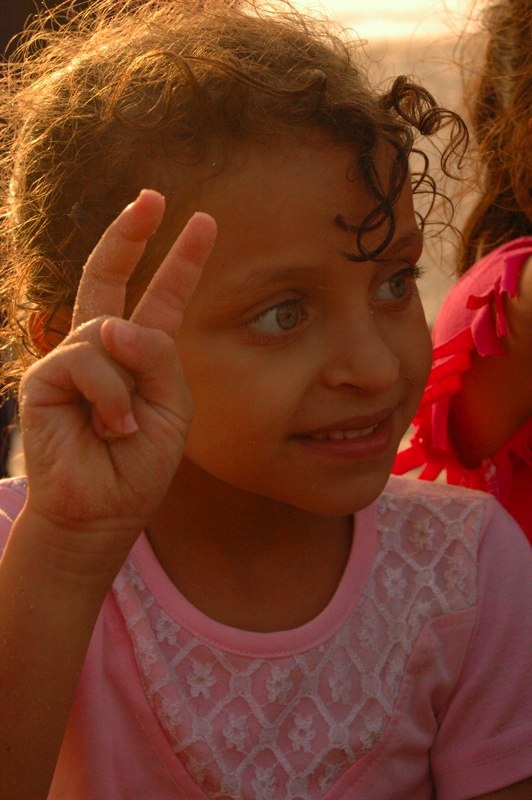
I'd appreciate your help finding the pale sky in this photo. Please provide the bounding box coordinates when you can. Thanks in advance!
[293,0,476,39]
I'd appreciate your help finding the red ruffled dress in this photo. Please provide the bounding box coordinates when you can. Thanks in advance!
[393,237,532,542]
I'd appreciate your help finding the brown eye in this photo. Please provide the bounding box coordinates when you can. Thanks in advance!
[275,301,300,330]
[250,300,304,337]
[374,266,422,302]
[388,272,409,299]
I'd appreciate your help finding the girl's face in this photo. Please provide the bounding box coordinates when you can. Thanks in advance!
[174,141,432,515]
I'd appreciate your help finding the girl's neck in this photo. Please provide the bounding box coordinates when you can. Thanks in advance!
[146,458,354,632]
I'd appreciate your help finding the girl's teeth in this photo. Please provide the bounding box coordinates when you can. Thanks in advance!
[311,425,377,441]
[344,426,376,439]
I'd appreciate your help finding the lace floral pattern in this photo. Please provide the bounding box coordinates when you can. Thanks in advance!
[113,485,481,799]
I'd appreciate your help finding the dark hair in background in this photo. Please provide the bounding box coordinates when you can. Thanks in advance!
[0,0,53,474]
[0,0,85,56]
[0,0,37,57]
[0,0,467,392]
[457,0,531,274]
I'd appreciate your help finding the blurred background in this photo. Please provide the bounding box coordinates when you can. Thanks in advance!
[297,0,472,39]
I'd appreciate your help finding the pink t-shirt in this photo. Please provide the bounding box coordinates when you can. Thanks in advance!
[393,237,532,542]
[1,475,531,799]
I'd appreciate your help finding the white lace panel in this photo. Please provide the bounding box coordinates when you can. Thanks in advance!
[113,488,480,800]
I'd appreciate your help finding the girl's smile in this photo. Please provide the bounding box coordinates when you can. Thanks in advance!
[170,139,432,517]
[293,408,396,460]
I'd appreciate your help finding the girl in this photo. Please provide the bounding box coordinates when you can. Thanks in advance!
[0,1,531,798]
[393,0,532,541]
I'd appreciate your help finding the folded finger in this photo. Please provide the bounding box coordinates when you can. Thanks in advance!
[99,318,192,423]
[72,190,166,329]
[21,340,138,439]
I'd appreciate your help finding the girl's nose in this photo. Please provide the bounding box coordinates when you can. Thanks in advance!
[319,313,400,394]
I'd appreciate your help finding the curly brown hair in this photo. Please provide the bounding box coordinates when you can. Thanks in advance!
[0,0,467,394]
[457,0,531,274]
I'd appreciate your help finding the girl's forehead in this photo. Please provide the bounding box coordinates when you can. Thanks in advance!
[177,143,420,291]
[194,139,387,219]
[195,140,417,241]
[124,139,419,311]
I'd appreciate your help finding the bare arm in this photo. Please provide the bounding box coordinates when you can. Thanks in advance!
[0,514,116,799]
[0,190,216,799]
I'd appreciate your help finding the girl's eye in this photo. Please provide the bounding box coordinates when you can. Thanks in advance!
[248,300,304,338]
[374,266,424,302]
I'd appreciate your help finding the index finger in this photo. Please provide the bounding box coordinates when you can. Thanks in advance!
[130,211,217,336]
[72,189,166,329]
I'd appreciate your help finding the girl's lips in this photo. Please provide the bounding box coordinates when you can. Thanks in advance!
[297,407,397,438]
[308,424,379,441]
[295,413,396,460]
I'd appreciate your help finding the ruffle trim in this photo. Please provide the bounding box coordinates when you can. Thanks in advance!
[467,241,522,356]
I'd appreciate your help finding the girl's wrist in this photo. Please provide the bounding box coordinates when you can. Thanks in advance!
[4,505,139,597]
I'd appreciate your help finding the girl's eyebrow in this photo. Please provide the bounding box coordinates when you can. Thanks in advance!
[335,217,424,261]
[212,231,423,302]
[212,226,424,303]
[212,265,315,303]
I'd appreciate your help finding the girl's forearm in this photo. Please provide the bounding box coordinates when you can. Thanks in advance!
[0,511,114,800]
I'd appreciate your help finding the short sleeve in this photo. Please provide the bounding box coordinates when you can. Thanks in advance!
[0,477,27,555]
[430,499,532,797]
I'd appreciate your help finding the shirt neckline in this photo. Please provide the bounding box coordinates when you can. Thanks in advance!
[129,501,377,658]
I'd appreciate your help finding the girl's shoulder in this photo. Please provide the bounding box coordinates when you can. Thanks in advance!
[379,475,529,564]
[432,236,532,354]
[0,475,28,509]
[379,475,494,537]
[393,238,532,512]
[0,476,28,554]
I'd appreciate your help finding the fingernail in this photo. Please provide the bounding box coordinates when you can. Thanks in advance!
[120,413,139,435]
[124,197,139,212]
[101,413,138,439]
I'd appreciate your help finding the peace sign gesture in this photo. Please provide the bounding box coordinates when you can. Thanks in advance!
[18,190,216,572]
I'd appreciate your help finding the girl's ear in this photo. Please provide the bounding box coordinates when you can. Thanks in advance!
[28,306,73,355]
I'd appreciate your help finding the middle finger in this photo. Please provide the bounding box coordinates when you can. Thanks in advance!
[72,189,166,329]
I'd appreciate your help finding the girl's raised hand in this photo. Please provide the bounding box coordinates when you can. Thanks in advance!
[18,190,216,573]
